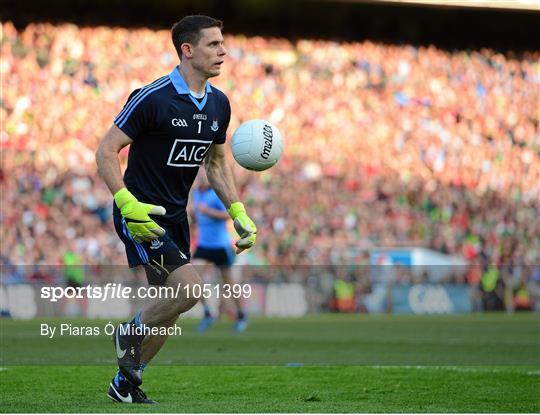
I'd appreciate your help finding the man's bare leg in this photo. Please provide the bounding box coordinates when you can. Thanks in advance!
[220,267,243,315]
[140,315,177,365]
[114,264,201,385]
[140,263,202,326]
[220,267,248,332]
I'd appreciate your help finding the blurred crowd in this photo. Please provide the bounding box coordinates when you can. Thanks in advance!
[1,22,539,287]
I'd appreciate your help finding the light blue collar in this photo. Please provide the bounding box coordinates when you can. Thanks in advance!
[169,66,213,95]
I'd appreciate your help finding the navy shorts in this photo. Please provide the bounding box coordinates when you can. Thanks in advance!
[113,214,191,285]
[193,246,235,268]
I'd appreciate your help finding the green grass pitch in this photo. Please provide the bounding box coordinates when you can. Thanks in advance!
[1,314,539,412]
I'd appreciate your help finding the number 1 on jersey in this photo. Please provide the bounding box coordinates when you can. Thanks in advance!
[197,121,202,134]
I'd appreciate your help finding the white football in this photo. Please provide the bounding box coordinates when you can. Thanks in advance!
[231,119,284,171]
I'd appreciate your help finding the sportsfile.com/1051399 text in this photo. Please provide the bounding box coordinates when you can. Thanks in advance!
[40,283,252,302]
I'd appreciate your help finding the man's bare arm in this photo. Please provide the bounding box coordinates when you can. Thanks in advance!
[204,143,239,209]
[95,125,165,241]
[95,125,133,195]
[205,143,256,253]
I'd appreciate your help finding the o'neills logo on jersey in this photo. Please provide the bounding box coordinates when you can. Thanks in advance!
[260,124,273,160]
[167,139,212,167]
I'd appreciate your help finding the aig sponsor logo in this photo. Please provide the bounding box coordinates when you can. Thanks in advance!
[171,118,188,127]
[167,139,212,167]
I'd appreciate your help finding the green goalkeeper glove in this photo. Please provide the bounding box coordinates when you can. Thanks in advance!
[114,188,166,243]
[227,202,257,254]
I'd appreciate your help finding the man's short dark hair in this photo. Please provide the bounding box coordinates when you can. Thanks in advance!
[171,15,223,59]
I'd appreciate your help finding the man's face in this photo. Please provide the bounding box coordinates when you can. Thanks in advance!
[188,27,226,78]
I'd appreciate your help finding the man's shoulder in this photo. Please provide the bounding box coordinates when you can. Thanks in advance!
[115,75,173,127]
[130,75,174,101]
[209,84,230,105]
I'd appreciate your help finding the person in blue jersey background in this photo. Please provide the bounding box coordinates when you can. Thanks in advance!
[190,169,248,333]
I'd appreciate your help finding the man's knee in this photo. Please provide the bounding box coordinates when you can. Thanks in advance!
[168,264,203,310]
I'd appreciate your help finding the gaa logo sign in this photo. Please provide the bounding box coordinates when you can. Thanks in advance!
[167,139,212,167]
[171,118,188,127]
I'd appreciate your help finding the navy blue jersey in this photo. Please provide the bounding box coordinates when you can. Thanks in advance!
[113,66,231,224]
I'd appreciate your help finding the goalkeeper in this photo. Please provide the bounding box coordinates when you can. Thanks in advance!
[95,15,256,404]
